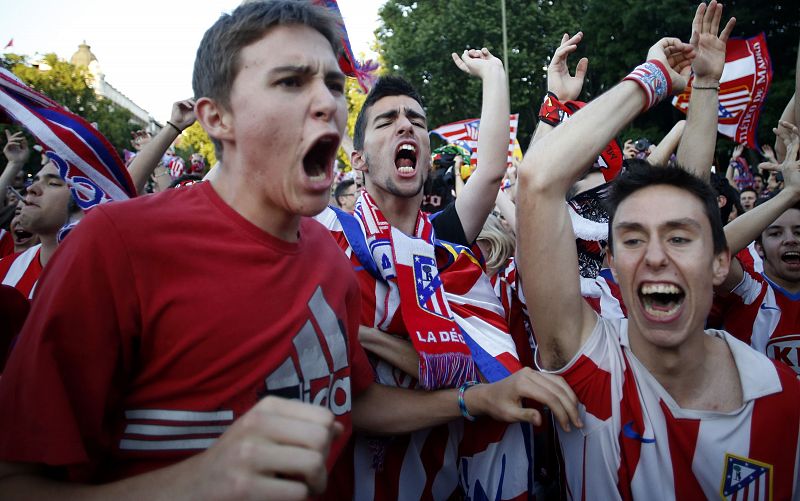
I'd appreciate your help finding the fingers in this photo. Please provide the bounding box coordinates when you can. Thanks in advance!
[757,161,780,172]
[451,52,470,73]
[691,2,705,40]
[708,0,722,36]
[719,17,736,43]
[510,369,582,432]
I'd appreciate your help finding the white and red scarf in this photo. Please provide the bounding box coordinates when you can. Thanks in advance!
[317,194,521,388]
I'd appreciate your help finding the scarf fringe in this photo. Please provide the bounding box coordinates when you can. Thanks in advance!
[420,352,478,390]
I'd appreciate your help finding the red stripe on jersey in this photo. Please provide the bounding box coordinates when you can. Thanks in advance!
[562,355,612,421]
[373,433,412,501]
[659,400,705,500]
[419,425,449,501]
[0,230,13,258]
[749,362,800,500]
[616,356,645,501]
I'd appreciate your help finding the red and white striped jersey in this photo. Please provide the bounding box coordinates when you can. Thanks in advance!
[0,229,14,258]
[0,244,42,299]
[542,317,800,501]
[716,266,800,375]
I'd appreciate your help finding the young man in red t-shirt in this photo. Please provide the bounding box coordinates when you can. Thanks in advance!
[0,2,580,499]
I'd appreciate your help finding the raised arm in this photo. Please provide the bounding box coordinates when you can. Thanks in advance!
[647,119,686,166]
[127,99,196,194]
[775,95,796,163]
[451,48,510,242]
[0,131,29,202]
[719,122,800,292]
[517,37,693,369]
[530,32,589,148]
[676,1,736,181]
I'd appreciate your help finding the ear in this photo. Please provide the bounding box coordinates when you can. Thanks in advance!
[195,97,234,144]
[711,249,732,287]
[754,240,765,259]
[607,247,619,283]
[351,149,368,173]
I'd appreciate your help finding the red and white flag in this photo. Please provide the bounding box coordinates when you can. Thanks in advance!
[430,114,519,167]
[673,33,772,149]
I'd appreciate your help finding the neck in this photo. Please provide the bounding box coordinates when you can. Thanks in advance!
[365,186,422,236]
[38,233,58,267]
[212,161,301,242]
[627,323,710,403]
[763,269,800,295]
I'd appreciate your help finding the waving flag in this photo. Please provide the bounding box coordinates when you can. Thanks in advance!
[312,0,379,92]
[430,114,519,168]
[673,33,772,149]
[0,68,136,210]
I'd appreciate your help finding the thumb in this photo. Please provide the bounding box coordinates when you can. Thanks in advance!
[575,57,589,78]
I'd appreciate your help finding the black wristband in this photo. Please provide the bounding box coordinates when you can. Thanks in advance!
[166,121,182,134]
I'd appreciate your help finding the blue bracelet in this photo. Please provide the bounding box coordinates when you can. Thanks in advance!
[458,381,480,422]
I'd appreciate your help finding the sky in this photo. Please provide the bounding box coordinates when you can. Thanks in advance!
[0,0,385,123]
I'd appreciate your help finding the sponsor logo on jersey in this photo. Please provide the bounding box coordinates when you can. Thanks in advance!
[720,453,772,500]
[622,421,656,444]
[760,303,781,311]
[262,286,352,416]
[765,334,800,375]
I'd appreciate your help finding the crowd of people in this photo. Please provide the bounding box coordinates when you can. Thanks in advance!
[0,0,798,499]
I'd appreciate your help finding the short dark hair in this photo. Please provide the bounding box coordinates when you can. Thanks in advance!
[353,76,424,150]
[606,160,728,255]
[334,178,355,204]
[740,187,758,197]
[193,0,341,159]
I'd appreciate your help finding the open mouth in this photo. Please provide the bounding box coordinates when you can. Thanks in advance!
[782,250,800,266]
[302,134,339,183]
[638,282,685,319]
[13,228,34,244]
[395,143,417,175]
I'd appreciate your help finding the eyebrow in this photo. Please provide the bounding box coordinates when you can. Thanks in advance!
[269,65,346,82]
[613,218,703,233]
[33,173,63,183]
[372,107,427,124]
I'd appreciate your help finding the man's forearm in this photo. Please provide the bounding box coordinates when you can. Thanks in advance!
[128,127,181,194]
[0,161,23,201]
[522,80,643,194]
[457,65,510,241]
[676,80,719,181]
[724,187,800,253]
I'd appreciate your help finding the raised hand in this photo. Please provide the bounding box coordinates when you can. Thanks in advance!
[646,37,695,94]
[762,144,778,164]
[689,0,736,85]
[451,47,504,80]
[547,32,589,101]
[760,121,800,180]
[3,130,30,165]
[170,98,197,131]
[731,143,745,161]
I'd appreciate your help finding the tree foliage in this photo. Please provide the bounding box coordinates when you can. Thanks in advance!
[1,53,139,158]
[377,0,799,154]
[178,122,217,168]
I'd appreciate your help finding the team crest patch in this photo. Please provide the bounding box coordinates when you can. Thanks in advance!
[413,254,449,318]
[720,453,772,500]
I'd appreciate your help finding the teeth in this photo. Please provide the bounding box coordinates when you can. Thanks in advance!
[399,144,416,153]
[398,166,415,175]
[308,172,326,182]
[641,283,681,295]
[642,297,682,317]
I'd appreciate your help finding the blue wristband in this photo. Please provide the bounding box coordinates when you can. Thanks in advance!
[458,381,480,422]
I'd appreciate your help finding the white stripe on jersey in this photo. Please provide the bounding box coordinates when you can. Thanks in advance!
[1,243,41,288]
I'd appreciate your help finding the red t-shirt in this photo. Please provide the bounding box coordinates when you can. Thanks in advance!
[0,228,14,258]
[0,182,372,484]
